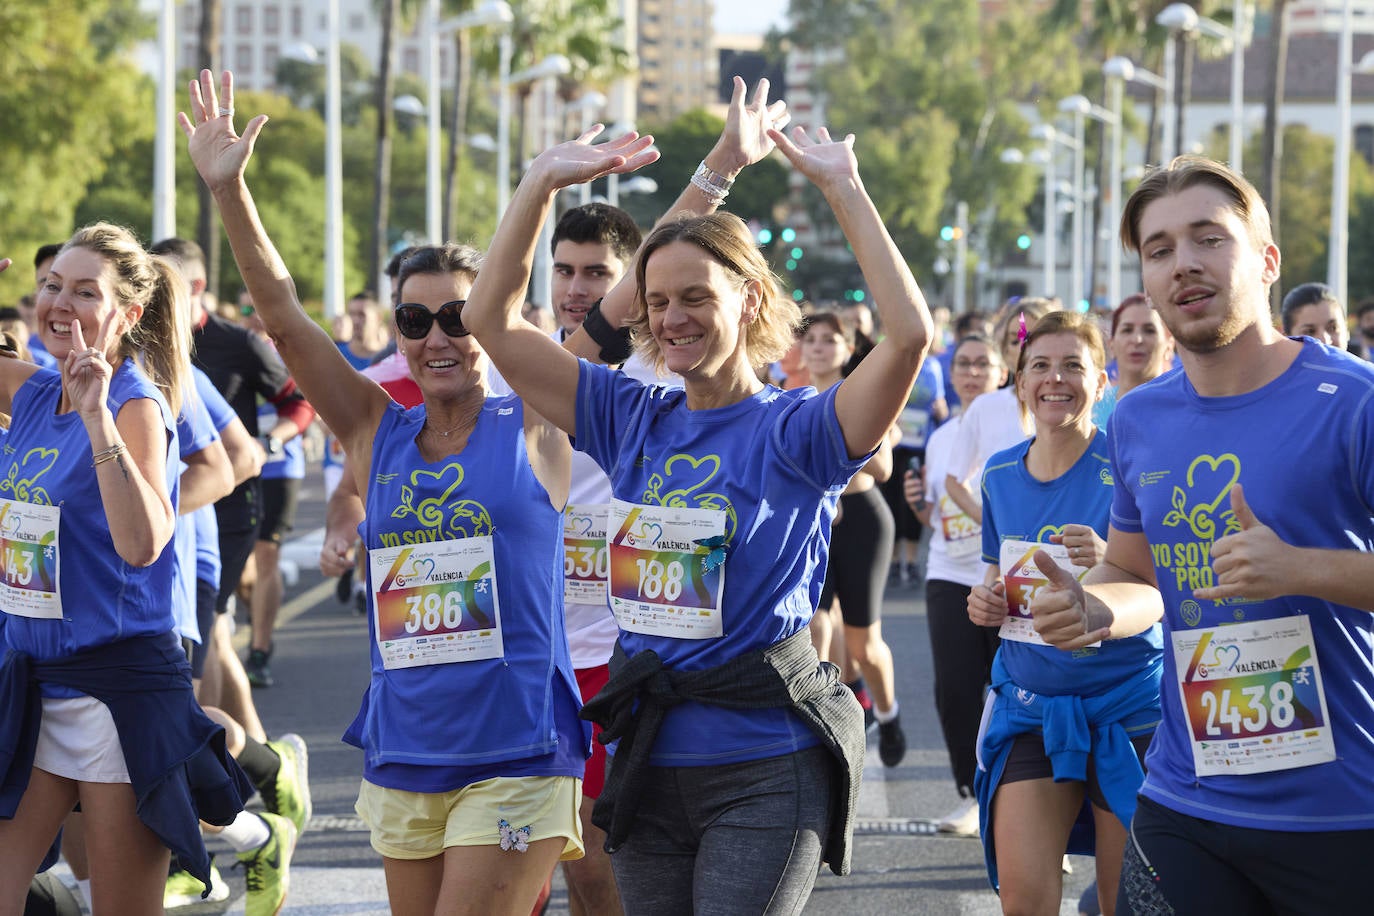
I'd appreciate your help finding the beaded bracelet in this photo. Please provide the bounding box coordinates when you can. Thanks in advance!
[690,160,734,204]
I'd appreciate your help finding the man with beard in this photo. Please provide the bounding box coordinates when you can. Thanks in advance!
[1027,156,1374,914]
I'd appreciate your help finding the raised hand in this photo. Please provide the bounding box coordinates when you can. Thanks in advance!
[767,125,859,194]
[1194,485,1296,602]
[1028,549,1110,649]
[526,126,659,195]
[64,312,118,422]
[712,76,790,173]
[178,69,269,193]
[967,579,1009,628]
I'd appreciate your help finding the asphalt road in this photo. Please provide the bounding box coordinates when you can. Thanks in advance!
[51,472,1098,915]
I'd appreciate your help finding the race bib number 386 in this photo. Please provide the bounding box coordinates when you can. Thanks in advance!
[1172,616,1335,777]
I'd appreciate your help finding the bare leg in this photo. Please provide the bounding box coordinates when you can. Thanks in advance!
[212,613,267,742]
[80,780,171,916]
[991,777,1084,916]
[249,540,283,654]
[1090,804,1128,916]
[0,769,76,915]
[844,621,898,713]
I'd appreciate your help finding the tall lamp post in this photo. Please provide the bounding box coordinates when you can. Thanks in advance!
[282,0,344,320]
[153,0,176,240]
[1330,41,1374,308]
[1156,2,1246,169]
[1055,97,1092,309]
[434,0,514,236]
[566,92,608,204]
[502,53,571,222]
[1060,94,1119,309]
[506,54,572,306]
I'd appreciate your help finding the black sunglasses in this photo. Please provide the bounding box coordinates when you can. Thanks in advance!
[394,300,469,339]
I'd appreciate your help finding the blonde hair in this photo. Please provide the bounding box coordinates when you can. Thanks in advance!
[64,223,190,416]
[627,212,802,373]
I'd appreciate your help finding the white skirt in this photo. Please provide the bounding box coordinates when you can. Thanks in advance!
[32,695,130,783]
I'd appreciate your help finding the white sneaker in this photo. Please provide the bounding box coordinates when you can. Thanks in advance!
[936,798,980,837]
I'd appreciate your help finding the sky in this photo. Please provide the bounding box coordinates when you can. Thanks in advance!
[713,0,789,36]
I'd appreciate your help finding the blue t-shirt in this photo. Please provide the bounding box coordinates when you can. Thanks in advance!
[937,346,959,411]
[256,403,305,480]
[575,361,869,765]
[193,369,235,588]
[344,397,585,791]
[0,361,178,673]
[1109,338,1374,831]
[335,340,373,371]
[171,371,222,643]
[897,357,945,449]
[981,430,1163,697]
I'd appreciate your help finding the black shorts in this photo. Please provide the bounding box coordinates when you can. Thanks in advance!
[258,477,301,544]
[1120,794,1374,915]
[880,445,924,541]
[189,577,218,678]
[818,487,894,627]
[1001,729,1153,811]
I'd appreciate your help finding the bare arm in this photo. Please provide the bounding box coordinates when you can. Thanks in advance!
[944,473,982,525]
[770,127,932,458]
[462,129,658,435]
[1029,526,1164,648]
[218,415,264,485]
[180,69,389,469]
[563,76,790,360]
[178,439,235,514]
[320,455,365,578]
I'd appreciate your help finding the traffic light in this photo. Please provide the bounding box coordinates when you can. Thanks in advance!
[780,227,797,243]
[940,225,964,242]
[792,288,805,301]
[757,227,774,245]
[790,247,803,260]
[1016,233,1032,251]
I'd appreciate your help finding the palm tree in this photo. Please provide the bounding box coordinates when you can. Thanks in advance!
[197,0,223,290]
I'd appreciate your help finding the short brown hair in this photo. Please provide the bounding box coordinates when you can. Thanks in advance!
[628,212,801,373]
[1014,310,1107,428]
[1121,155,1273,253]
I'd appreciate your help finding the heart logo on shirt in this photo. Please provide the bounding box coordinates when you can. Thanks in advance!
[1162,453,1243,542]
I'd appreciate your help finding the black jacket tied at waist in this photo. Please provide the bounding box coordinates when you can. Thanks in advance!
[580,626,866,876]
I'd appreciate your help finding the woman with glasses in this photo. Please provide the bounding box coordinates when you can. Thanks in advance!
[183,71,585,915]
[904,333,1007,838]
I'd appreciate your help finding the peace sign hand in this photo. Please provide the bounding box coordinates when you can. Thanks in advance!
[178,69,269,193]
[64,312,119,422]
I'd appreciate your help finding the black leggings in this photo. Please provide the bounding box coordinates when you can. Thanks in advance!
[925,578,999,794]
[819,487,894,628]
[1120,794,1374,915]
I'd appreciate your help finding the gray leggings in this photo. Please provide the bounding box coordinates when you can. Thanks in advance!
[609,745,834,916]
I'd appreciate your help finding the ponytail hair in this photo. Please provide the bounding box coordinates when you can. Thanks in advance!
[63,223,190,416]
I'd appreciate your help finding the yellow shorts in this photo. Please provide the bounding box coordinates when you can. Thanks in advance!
[355,775,584,862]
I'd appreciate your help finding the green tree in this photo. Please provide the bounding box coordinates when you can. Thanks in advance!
[0,0,153,304]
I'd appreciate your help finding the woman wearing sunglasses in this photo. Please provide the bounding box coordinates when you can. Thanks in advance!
[462,112,933,910]
[182,71,586,916]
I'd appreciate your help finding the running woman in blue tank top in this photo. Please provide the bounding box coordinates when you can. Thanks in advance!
[967,312,1162,915]
[0,225,250,912]
[1034,157,1374,916]
[463,91,934,913]
[185,70,587,916]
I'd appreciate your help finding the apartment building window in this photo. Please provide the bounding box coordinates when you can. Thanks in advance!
[235,43,253,73]
[235,6,253,35]
[264,43,279,73]
[290,6,302,37]
[403,47,420,75]
[349,13,365,31]
[264,5,280,32]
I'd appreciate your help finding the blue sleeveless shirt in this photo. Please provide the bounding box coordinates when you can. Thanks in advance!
[344,396,586,790]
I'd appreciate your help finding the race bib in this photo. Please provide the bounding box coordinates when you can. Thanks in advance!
[1173,616,1335,777]
[0,498,61,619]
[606,499,726,639]
[899,407,931,449]
[563,503,609,606]
[938,494,980,559]
[998,539,1095,647]
[369,536,503,669]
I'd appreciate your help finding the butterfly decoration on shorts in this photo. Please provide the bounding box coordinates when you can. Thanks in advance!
[498,819,532,853]
[695,535,729,574]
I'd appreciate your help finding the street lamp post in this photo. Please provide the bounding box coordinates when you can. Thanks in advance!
[1330,36,1374,308]
[1061,93,1119,308]
[1056,97,1091,309]
[607,120,636,207]
[565,91,608,204]
[503,53,571,223]
[504,54,571,307]
[153,0,176,241]
[1156,2,1246,169]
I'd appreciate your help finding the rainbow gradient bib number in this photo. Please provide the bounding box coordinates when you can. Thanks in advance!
[0,498,61,619]
[998,539,1093,646]
[563,503,609,606]
[369,536,503,669]
[606,499,726,639]
[938,494,980,559]
[1172,615,1334,777]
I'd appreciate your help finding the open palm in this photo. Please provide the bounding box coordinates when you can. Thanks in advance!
[178,69,267,192]
[718,76,790,171]
[768,126,860,193]
[527,127,659,192]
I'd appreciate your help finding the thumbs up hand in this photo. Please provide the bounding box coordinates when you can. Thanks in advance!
[1195,484,1294,602]
[1029,549,1112,649]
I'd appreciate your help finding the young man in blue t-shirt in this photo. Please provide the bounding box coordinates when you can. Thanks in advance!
[1026,156,1374,914]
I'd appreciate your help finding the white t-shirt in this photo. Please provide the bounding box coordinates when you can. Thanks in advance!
[922,415,984,588]
[943,386,1027,487]
[491,339,681,668]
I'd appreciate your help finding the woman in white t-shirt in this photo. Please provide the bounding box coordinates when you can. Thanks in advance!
[905,334,1006,836]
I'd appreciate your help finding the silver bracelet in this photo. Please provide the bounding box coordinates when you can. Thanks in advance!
[691,160,734,203]
[689,171,728,205]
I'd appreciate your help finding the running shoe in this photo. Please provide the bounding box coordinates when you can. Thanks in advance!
[878,715,907,767]
[936,798,980,837]
[262,733,312,835]
[164,861,229,908]
[237,812,296,916]
[245,647,274,688]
